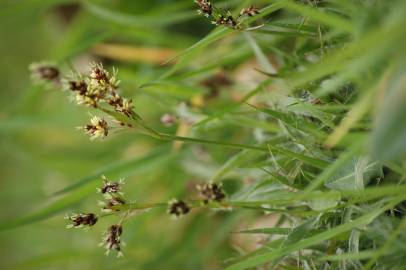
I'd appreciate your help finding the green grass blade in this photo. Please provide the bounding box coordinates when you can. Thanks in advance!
[53,144,173,196]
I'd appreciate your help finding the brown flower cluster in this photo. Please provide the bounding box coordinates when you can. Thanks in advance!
[98,177,127,256]
[195,0,212,17]
[65,213,98,229]
[194,1,260,29]
[65,176,127,257]
[99,175,122,194]
[67,64,135,118]
[29,62,138,140]
[102,224,124,257]
[214,15,237,28]
[98,175,126,213]
[81,116,109,140]
[167,199,190,218]
[167,181,226,218]
[29,62,61,84]
[240,6,260,17]
[197,182,226,204]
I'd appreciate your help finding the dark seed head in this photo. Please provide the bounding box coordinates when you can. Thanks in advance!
[195,0,212,16]
[99,176,122,194]
[168,199,190,218]
[90,66,108,82]
[107,93,123,107]
[101,182,120,194]
[66,213,98,228]
[39,66,60,80]
[30,63,60,83]
[197,182,226,204]
[240,6,260,17]
[69,80,88,95]
[83,116,109,140]
[103,224,123,256]
[216,15,237,27]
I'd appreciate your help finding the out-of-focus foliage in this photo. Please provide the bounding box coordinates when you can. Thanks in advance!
[0,0,405,270]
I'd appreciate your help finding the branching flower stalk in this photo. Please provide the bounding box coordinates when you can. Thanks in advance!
[30,62,273,152]
[63,176,330,256]
[65,176,231,256]
[62,177,406,257]
[64,175,331,256]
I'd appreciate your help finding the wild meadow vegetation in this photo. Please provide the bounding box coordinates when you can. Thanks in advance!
[1,0,406,269]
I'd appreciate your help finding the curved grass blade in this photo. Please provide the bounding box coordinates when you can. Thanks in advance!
[53,144,172,196]
[0,146,174,231]
[235,227,290,235]
[318,251,376,261]
[267,144,329,169]
[83,2,197,28]
[210,149,258,182]
[283,0,353,33]
[160,1,286,78]
[298,141,363,199]
[0,182,96,231]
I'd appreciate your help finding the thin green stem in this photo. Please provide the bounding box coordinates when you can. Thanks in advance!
[158,133,327,169]
[159,133,268,152]
[102,107,328,168]
[101,184,406,218]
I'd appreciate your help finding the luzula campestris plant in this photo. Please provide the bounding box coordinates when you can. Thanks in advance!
[28,61,277,256]
[29,58,319,258]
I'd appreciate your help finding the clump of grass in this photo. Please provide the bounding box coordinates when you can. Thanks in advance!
[2,0,406,269]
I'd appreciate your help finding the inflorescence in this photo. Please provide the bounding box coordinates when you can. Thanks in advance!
[66,63,120,108]
[64,175,226,257]
[28,61,232,142]
[194,0,260,29]
[29,62,139,140]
